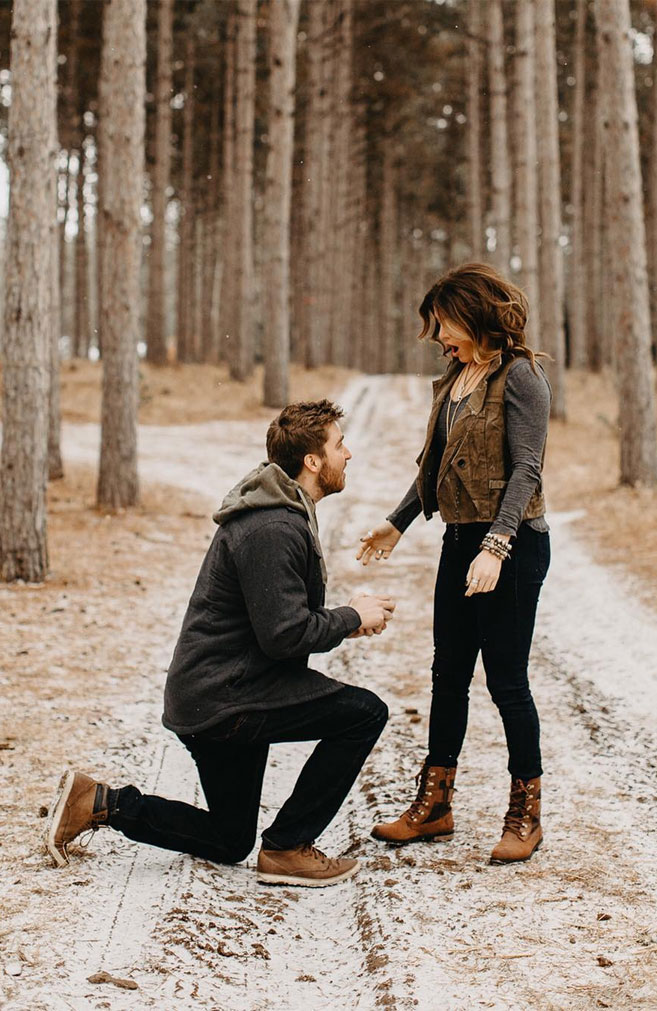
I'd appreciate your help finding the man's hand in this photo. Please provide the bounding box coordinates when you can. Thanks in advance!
[356,522,402,566]
[348,594,396,632]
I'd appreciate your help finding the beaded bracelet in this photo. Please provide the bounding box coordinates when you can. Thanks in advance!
[480,532,512,561]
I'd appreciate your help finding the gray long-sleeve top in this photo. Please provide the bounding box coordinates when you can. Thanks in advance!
[388,358,550,538]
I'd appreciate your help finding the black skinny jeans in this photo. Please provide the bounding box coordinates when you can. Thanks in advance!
[428,522,550,780]
[109,684,388,864]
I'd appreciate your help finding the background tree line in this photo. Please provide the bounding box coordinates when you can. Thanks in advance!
[1,0,657,583]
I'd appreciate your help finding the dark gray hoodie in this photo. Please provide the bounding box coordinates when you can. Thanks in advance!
[162,463,361,735]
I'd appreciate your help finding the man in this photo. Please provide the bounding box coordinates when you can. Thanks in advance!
[46,400,394,887]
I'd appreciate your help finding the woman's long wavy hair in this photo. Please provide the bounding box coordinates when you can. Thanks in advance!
[418,262,545,370]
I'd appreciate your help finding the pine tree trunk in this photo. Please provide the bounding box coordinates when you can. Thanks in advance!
[380,137,399,373]
[487,0,512,272]
[568,0,588,368]
[146,0,173,364]
[514,0,541,346]
[230,0,257,381]
[219,13,236,364]
[48,193,64,482]
[177,33,195,364]
[74,152,90,360]
[535,0,566,418]
[467,0,483,259]
[0,0,57,582]
[584,13,604,371]
[596,0,657,485]
[329,0,353,366]
[263,0,300,407]
[201,96,221,363]
[96,0,146,509]
[650,39,657,359]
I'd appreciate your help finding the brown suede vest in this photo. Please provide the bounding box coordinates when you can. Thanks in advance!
[415,356,546,524]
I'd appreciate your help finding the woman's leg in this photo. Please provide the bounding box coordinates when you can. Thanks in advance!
[428,526,482,766]
[478,526,550,780]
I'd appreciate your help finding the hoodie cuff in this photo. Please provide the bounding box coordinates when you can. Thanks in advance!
[333,605,362,636]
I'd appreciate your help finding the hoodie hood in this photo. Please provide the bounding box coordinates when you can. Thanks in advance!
[213,462,328,584]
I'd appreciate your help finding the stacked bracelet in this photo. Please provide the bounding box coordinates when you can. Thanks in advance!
[480,532,512,561]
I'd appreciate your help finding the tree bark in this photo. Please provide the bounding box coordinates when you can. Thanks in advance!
[74,148,90,361]
[219,12,236,364]
[0,0,57,581]
[535,0,566,418]
[568,0,588,368]
[596,0,657,485]
[146,0,173,364]
[96,0,146,509]
[487,0,512,273]
[176,32,196,363]
[514,0,541,347]
[467,0,483,259]
[230,0,257,381]
[263,0,300,407]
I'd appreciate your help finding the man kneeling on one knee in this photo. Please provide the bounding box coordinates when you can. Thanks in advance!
[47,400,393,887]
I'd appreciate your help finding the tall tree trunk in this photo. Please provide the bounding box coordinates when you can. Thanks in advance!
[596,0,657,485]
[467,0,483,259]
[263,0,300,407]
[329,0,353,366]
[146,0,173,364]
[514,0,541,347]
[380,136,399,373]
[568,0,588,368]
[48,190,64,482]
[487,0,512,273]
[535,0,566,418]
[74,146,90,360]
[177,33,195,363]
[96,0,146,509]
[584,12,604,371]
[650,37,657,360]
[219,12,236,364]
[230,0,257,381]
[0,0,57,582]
[201,95,221,363]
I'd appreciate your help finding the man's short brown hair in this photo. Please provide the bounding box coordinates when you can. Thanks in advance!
[266,399,344,479]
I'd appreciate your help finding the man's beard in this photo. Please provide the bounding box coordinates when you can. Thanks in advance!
[317,459,345,497]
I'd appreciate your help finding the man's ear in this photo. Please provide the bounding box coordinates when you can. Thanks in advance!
[303,453,321,474]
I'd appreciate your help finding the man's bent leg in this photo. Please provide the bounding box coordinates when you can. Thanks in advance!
[259,684,388,850]
[108,733,269,864]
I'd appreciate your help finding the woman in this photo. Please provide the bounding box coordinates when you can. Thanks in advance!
[358,262,551,863]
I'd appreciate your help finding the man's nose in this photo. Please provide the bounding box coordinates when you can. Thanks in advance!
[344,445,352,460]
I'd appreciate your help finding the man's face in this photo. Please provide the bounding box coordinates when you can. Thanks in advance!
[317,422,352,497]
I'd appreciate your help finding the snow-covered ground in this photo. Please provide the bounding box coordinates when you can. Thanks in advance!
[2,375,656,1010]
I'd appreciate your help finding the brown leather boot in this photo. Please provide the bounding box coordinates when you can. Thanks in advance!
[490,777,542,864]
[46,770,110,867]
[256,844,359,887]
[371,763,456,845]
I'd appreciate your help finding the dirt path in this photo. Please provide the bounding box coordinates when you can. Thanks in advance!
[2,375,656,1010]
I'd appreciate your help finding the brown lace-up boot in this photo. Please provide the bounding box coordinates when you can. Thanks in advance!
[257,844,359,887]
[46,770,110,867]
[371,763,456,845]
[490,777,542,864]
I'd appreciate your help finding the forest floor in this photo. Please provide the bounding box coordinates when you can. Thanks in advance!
[1,363,657,1011]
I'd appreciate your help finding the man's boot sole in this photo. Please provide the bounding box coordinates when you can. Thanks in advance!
[45,770,76,868]
[257,861,360,888]
[489,836,543,865]
[371,830,454,847]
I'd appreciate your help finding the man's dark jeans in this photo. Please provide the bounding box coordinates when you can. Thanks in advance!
[428,522,550,780]
[109,684,388,864]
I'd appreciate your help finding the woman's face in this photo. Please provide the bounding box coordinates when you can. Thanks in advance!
[434,312,476,364]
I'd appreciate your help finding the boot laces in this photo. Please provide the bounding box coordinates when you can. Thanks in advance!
[299,843,333,870]
[503,782,533,838]
[407,765,439,821]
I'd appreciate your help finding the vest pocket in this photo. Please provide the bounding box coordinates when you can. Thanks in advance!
[489,479,508,490]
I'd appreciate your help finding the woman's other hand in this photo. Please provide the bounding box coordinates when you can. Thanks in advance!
[465,550,503,596]
[356,522,402,566]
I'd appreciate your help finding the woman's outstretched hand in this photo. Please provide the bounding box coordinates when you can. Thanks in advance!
[465,550,502,596]
[356,522,402,566]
